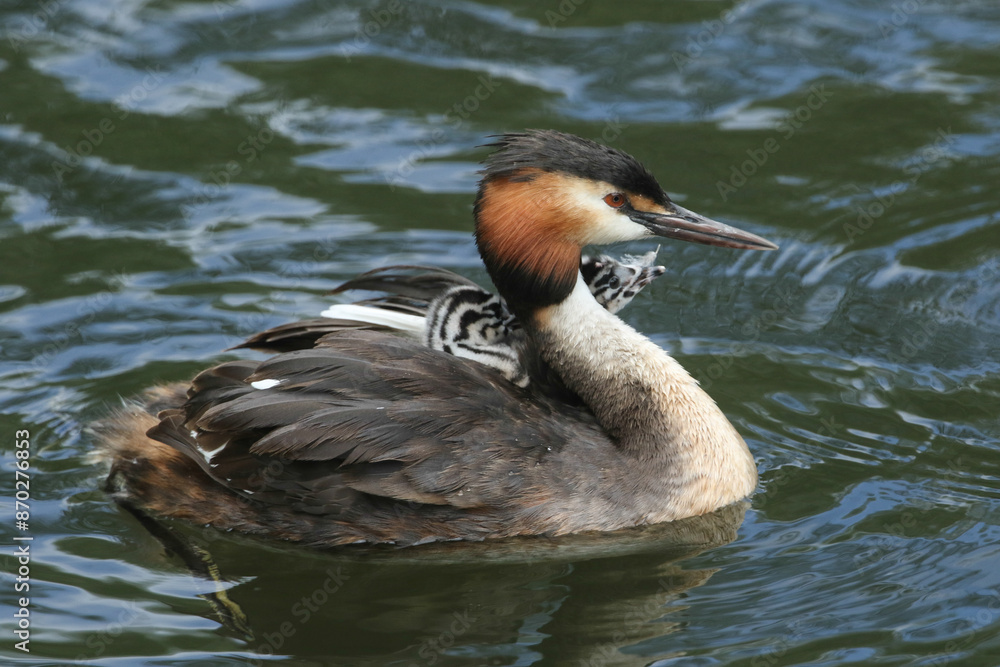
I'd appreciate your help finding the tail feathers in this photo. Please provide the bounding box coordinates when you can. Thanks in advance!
[94,384,186,466]
[234,318,374,353]
[96,385,288,535]
[234,309,427,353]
[332,265,480,301]
[96,384,216,518]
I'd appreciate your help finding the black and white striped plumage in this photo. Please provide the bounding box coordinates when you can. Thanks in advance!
[423,286,526,385]
[423,251,665,387]
[579,249,665,316]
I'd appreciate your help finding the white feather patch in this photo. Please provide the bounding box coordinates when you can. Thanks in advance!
[201,442,228,463]
[319,304,427,336]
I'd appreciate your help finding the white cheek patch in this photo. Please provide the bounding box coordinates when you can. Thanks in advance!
[590,208,651,244]
[561,177,651,243]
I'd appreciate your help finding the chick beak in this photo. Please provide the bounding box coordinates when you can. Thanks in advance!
[638,265,667,287]
[630,203,778,251]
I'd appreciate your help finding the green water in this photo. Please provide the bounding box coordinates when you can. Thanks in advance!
[2,0,999,665]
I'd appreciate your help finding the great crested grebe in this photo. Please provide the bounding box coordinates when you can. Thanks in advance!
[100,129,777,547]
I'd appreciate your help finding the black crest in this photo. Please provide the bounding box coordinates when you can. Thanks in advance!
[481,129,669,205]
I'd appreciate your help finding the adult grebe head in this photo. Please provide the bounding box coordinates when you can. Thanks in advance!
[473,129,776,316]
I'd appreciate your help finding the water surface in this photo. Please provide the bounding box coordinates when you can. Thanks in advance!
[2,0,999,665]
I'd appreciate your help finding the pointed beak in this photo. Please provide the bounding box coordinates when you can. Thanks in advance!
[630,204,778,251]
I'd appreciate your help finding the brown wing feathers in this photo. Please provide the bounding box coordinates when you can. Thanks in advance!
[140,329,605,544]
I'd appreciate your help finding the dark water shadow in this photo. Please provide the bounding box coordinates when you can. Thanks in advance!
[118,501,748,665]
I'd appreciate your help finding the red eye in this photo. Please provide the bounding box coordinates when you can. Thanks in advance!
[604,193,626,208]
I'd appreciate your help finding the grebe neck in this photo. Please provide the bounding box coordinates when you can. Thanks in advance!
[529,276,758,506]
